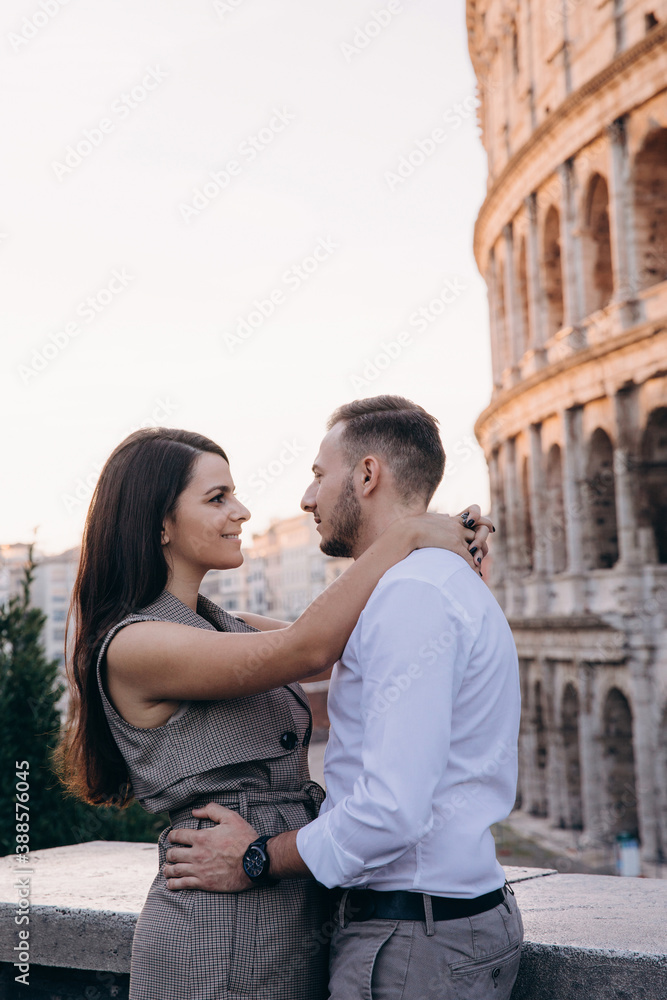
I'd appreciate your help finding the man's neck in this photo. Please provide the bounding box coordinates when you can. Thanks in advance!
[352,503,427,560]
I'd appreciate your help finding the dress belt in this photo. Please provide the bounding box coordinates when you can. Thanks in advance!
[331,885,507,923]
[168,781,325,827]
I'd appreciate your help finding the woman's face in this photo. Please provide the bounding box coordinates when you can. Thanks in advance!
[162,452,250,573]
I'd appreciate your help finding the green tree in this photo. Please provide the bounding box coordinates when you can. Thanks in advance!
[0,548,166,856]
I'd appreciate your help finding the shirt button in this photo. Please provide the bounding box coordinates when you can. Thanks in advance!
[280,731,298,750]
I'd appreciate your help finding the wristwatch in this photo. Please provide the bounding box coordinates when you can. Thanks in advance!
[242,835,279,887]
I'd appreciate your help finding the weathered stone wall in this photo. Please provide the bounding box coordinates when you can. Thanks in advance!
[467,0,667,867]
[1,843,666,999]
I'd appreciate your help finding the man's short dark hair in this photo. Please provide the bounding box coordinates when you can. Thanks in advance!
[327,395,446,504]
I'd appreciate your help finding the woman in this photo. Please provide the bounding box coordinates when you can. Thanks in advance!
[58,426,490,1000]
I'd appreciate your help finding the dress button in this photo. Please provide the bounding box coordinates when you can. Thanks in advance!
[280,731,298,750]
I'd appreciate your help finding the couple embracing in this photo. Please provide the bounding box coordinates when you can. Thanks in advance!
[59,394,523,1000]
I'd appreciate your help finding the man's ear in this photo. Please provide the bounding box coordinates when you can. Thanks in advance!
[360,456,381,496]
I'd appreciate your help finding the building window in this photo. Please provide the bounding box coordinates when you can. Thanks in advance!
[639,407,667,563]
[634,128,667,292]
[582,173,613,314]
[545,444,567,574]
[543,206,564,338]
[584,429,619,569]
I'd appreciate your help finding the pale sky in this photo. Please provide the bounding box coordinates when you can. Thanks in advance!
[2,0,492,555]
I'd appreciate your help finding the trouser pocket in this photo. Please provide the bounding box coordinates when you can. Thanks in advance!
[449,941,522,998]
[329,919,400,1000]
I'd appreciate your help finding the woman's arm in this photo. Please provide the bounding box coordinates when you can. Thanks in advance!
[235,613,290,631]
[106,512,476,703]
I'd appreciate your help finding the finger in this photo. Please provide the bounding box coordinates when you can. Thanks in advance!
[463,528,475,544]
[165,846,194,864]
[167,827,197,846]
[471,525,490,551]
[458,503,481,528]
[191,803,232,823]
[474,515,494,532]
[163,862,195,878]
[166,876,202,892]
[457,540,476,570]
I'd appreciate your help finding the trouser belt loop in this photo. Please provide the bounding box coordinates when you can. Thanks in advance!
[338,888,350,930]
[422,893,435,937]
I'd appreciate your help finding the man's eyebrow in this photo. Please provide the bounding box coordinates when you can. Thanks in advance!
[203,484,232,495]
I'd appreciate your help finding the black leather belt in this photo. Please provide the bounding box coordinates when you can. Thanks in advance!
[332,886,506,922]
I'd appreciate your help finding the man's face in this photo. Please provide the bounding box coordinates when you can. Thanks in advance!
[301,424,363,559]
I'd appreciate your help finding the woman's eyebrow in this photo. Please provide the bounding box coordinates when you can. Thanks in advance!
[203,484,232,495]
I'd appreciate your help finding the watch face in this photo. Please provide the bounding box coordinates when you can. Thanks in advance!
[243,845,266,878]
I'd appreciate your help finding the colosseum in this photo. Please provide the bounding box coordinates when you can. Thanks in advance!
[467,1,667,868]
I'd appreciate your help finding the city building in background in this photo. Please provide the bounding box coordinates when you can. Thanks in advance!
[0,544,79,669]
[468,0,667,867]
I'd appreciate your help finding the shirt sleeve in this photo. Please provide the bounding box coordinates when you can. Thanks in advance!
[296,572,476,888]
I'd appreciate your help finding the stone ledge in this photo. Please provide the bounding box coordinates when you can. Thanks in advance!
[2,843,666,999]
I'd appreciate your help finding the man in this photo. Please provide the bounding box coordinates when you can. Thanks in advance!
[164,395,523,999]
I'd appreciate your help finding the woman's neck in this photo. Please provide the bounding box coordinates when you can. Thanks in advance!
[165,566,205,612]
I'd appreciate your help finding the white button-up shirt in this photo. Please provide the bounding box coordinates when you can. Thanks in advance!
[296,549,521,897]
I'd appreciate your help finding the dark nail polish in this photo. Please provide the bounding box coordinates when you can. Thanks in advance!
[466,518,475,528]
[476,556,482,564]
[492,526,496,532]
[462,511,469,519]
[470,546,478,555]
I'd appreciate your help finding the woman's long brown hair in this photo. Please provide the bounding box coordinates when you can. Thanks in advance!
[55,427,228,806]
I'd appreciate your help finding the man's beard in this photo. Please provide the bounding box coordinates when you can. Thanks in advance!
[320,474,362,558]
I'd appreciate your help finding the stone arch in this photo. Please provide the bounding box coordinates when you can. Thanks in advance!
[543,205,564,338]
[561,683,583,829]
[496,252,508,374]
[520,455,534,573]
[531,679,549,817]
[600,687,638,840]
[583,428,619,569]
[517,235,530,354]
[639,407,667,563]
[581,173,613,315]
[658,701,667,861]
[545,443,567,574]
[633,128,667,291]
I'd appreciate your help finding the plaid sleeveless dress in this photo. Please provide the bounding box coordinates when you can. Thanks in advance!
[96,589,329,1000]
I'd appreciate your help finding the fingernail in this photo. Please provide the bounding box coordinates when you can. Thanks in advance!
[466,518,475,528]
[476,556,482,564]
[462,511,469,519]
[492,526,496,532]
[470,546,478,555]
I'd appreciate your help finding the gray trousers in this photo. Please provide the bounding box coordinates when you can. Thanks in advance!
[328,885,523,1000]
